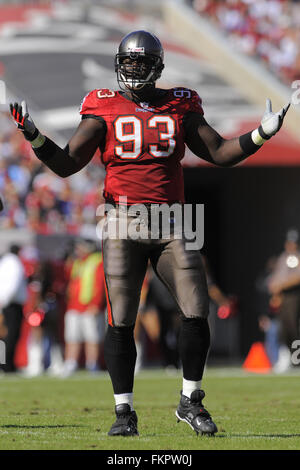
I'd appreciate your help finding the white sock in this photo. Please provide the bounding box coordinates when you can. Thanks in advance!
[27,340,43,375]
[64,359,77,370]
[114,393,134,411]
[182,378,202,398]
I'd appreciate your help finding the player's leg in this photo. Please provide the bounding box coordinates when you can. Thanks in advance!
[274,293,298,373]
[102,236,149,436]
[62,310,82,377]
[1,303,23,372]
[150,238,217,435]
[82,313,101,373]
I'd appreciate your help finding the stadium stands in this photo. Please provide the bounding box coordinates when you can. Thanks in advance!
[190,0,300,85]
[164,0,300,142]
[0,111,104,235]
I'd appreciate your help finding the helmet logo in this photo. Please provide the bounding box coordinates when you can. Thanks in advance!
[127,47,145,53]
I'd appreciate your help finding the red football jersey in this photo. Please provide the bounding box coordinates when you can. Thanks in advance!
[79,87,203,204]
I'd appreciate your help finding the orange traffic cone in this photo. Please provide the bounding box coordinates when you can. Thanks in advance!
[242,342,272,374]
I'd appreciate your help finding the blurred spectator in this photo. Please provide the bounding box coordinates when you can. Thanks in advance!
[22,251,66,377]
[0,109,105,235]
[62,238,106,377]
[268,228,300,372]
[256,256,280,365]
[202,255,237,355]
[0,106,105,373]
[0,244,28,372]
[135,256,235,372]
[191,0,300,84]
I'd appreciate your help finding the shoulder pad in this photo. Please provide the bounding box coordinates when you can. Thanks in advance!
[96,89,116,99]
[171,88,204,115]
[79,89,117,115]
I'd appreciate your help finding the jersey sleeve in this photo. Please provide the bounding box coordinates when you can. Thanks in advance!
[79,90,99,116]
[189,90,204,115]
[172,88,204,116]
[80,88,117,116]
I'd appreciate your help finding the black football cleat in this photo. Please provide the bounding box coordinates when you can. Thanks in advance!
[175,389,218,436]
[108,404,139,436]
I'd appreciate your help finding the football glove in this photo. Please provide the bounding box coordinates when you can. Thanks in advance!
[252,99,290,145]
[9,100,38,141]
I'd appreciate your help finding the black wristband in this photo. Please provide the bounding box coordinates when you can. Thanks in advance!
[239,131,262,156]
[239,131,261,155]
[32,136,59,163]
[23,127,39,142]
[258,125,271,140]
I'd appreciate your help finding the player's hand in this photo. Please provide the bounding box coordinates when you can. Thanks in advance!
[9,101,38,141]
[259,99,290,139]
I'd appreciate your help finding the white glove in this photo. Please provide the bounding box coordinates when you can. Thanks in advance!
[260,98,290,137]
[252,99,290,145]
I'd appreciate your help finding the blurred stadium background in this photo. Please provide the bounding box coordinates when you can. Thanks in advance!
[0,0,300,373]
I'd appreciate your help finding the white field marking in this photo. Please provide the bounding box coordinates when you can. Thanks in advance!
[0,429,87,440]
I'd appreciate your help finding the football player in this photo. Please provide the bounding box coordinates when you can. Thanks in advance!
[10,30,290,437]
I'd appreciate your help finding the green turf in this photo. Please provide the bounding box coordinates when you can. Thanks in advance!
[0,368,299,450]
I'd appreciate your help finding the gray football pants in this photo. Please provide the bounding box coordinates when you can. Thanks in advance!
[102,207,209,327]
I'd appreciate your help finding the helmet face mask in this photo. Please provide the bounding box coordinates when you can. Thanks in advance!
[115,31,164,93]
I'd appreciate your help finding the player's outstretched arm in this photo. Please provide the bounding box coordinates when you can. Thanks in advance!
[10,101,105,177]
[185,99,290,167]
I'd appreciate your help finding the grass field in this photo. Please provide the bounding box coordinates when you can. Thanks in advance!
[0,368,300,451]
